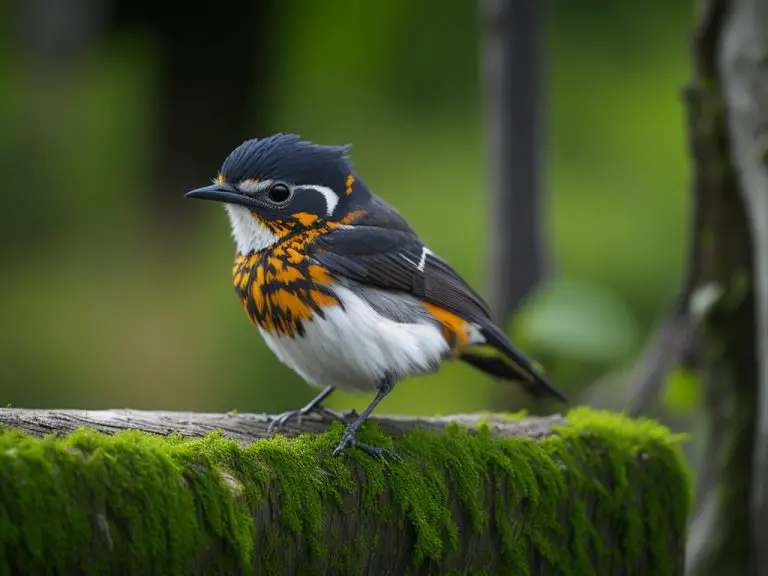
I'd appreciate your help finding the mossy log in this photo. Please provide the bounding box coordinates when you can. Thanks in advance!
[0,406,689,575]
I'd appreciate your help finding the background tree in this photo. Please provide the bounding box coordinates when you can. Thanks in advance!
[15,0,275,245]
[682,0,768,572]
[107,0,276,240]
[481,0,550,412]
[482,0,547,324]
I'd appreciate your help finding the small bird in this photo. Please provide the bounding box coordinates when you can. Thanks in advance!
[186,134,567,457]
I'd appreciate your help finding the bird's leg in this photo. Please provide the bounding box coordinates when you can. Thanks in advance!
[332,379,400,459]
[268,386,347,434]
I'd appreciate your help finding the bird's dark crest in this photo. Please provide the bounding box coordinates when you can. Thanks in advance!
[220,133,353,187]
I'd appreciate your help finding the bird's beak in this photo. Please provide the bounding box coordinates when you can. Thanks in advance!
[184,183,261,209]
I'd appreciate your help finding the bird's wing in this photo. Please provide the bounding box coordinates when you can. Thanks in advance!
[311,223,569,404]
[310,225,492,322]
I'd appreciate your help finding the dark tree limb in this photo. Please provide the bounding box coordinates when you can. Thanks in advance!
[481,0,547,323]
[622,279,698,418]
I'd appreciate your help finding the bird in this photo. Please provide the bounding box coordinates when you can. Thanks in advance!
[185,133,567,458]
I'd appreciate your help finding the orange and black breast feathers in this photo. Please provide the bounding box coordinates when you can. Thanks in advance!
[233,225,341,337]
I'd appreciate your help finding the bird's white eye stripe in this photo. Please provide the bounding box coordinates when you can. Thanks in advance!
[295,185,339,216]
[237,179,272,194]
[234,180,339,216]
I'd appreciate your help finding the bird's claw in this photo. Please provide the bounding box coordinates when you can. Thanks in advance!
[267,410,300,435]
[268,405,349,435]
[331,429,401,460]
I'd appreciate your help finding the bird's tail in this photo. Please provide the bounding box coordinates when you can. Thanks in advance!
[460,320,568,404]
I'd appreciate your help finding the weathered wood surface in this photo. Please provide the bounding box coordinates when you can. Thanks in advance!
[0,407,563,444]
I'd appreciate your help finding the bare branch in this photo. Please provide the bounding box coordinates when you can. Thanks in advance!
[623,295,697,417]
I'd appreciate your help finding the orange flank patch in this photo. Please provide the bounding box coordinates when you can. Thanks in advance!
[310,289,338,307]
[422,302,470,348]
[216,174,225,184]
[345,174,355,195]
[292,211,319,227]
[307,264,333,285]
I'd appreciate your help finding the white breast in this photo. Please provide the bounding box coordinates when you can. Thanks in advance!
[258,285,450,393]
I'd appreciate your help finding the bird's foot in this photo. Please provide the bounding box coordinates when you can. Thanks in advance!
[267,404,348,435]
[331,427,401,460]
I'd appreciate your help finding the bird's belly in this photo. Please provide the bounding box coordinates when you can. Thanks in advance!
[258,285,450,393]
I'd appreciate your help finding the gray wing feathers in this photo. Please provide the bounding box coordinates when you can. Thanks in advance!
[312,225,493,322]
[344,279,437,326]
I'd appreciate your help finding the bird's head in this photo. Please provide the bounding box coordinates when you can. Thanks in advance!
[185,133,371,253]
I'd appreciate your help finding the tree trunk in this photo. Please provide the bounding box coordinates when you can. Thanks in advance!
[0,407,688,574]
[481,0,547,324]
[9,0,108,246]
[109,0,274,240]
[683,0,768,573]
[718,0,768,569]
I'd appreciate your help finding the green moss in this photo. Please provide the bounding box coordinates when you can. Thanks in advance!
[0,407,690,575]
[0,428,254,575]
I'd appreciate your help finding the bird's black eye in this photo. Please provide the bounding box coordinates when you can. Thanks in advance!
[266,183,292,204]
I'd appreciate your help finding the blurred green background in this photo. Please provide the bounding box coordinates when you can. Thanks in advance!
[0,0,693,419]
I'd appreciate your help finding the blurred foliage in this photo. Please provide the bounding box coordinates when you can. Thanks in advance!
[510,278,640,394]
[662,367,702,416]
[0,0,695,418]
[514,279,639,363]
